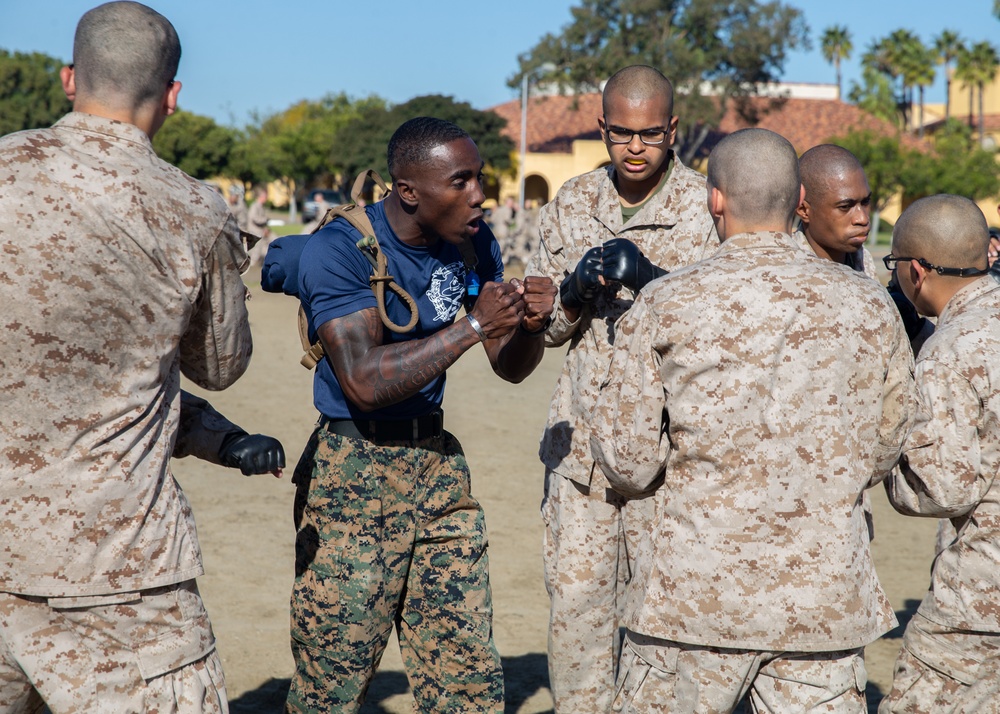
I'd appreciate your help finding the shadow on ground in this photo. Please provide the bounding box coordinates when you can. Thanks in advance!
[228,652,553,713]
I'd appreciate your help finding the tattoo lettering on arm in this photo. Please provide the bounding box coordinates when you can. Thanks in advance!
[319,307,476,412]
[372,331,461,407]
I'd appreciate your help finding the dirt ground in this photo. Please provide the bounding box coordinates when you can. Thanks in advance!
[176,268,940,714]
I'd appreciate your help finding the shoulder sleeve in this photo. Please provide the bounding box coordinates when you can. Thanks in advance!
[888,353,987,516]
[299,219,378,333]
[590,292,670,495]
[180,214,253,390]
[527,192,584,345]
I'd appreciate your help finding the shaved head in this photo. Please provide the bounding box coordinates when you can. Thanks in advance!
[708,128,800,226]
[799,145,865,202]
[893,194,989,270]
[73,1,180,109]
[603,65,674,117]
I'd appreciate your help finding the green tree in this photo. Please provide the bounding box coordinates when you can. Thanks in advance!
[904,119,1000,200]
[0,49,71,135]
[507,0,810,163]
[151,110,237,179]
[954,44,978,129]
[904,40,935,137]
[964,40,1000,145]
[934,30,963,122]
[333,94,515,196]
[821,25,852,100]
[229,93,387,218]
[847,66,899,124]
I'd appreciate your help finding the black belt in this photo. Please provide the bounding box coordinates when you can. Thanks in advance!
[319,409,444,442]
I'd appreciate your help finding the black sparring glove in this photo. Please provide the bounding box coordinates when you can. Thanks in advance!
[886,276,928,342]
[600,238,668,292]
[218,432,286,476]
[559,245,604,310]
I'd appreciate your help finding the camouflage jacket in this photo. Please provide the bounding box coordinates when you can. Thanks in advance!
[792,229,878,280]
[525,157,718,488]
[887,275,1000,633]
[0,113,252,597]
[591,231,916,651]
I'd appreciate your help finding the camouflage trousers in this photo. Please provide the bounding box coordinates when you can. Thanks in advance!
[541,469,655,713]
[615,632,867,713]
[0,580,226,714]
[286,426,504,713]
[878,612,1000,714]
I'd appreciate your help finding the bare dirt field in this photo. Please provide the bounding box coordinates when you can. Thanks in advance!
[176,268,940,714]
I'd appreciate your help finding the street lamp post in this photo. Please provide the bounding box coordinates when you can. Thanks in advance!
[518,73,529,212]
[517,63,556,212]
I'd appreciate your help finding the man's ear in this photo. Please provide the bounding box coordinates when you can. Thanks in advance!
[909,258,929,291]
[164,80,182,116]
[394,177,418,208]
[795,197,810,225]
[709,186,724,219]
[60,65,76,102]
[666,115,679,147]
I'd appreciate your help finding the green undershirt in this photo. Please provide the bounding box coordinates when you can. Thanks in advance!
[620,156,674,223]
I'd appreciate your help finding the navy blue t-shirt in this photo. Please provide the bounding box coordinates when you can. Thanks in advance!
[298,200,503,420]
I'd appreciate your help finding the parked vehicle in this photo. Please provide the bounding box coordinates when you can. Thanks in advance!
[301,189,346,222]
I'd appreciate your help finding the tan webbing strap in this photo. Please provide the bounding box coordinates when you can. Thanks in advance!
[297,170,420,369]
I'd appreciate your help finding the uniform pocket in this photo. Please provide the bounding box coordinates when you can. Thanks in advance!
[132,583,216,681]
[613,635,678,712]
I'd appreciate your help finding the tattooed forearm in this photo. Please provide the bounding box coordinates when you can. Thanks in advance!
[319,307,479,412]
[372,331,462,407]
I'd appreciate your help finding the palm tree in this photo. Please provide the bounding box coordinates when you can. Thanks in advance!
[821,26,853,100]
[934,30,964,121]
[966,41,1000,145]
[863,35,907,127]
[954,46,977,130]
[908,43,936,137]
[886,29,921,130]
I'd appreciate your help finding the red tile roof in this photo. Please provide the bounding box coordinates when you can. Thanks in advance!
[490,93,603,153]
[489,92,930,155]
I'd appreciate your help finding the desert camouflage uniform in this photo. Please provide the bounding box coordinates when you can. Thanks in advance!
[523,155,718,712]
[591,231,915,712]
[793,230,879,542]
[881,275,1000,714]
[0,113,252,712]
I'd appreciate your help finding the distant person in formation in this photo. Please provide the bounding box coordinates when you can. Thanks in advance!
[247,184,272,264]
[591,128,915,712]
[228,183,249,232]
[491,195,525,266]
[524,64,717,712]
[0,2,259,711]
[880,195,1000,714]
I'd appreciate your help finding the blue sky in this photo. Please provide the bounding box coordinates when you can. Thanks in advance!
[1,1,997,128]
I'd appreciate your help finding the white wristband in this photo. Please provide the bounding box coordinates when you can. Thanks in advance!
[466,314,486,342]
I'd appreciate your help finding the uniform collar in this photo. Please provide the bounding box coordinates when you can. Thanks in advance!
[938,274,1000,324]
[593,151,687,232]
[716,230,797,255]
[53,112,155,152]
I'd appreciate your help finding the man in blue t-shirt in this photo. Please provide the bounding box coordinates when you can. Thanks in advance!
[286,116,557,713]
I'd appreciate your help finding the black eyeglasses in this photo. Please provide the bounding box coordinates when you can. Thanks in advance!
[882,254,989,277]
[601,117,670,146]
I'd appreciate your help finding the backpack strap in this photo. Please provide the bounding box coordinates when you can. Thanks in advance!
[297,169,420,369]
